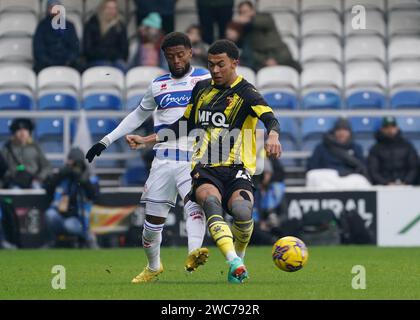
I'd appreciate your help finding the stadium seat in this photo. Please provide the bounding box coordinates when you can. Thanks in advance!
[271,12,299,39]
[36,118,64,139]
[301,0,342,13]
[59,0,84,15]
[0,118,12,137]
[258,0,299,13]
[237,66,256,85]
[38,67,80,110]
[388,10,420,37]
[301,11,342,38]
[349,117,382,134]
[0,66,35,110]
[300,36,342,65]
[67,12,83,41]
[302,117,337,138]
[0,37,32,66]
[345,61,387,109]
[388,37,420,63]
[344,0,385,12]
[301,63,343,109]
[82,67,124,110]
[344,10,385,38]
[389,62,420,109]
[282,36,298,61]
[126,66,165,110]
[0,0,40,15]
[0,12,37,37]
[277,117,299,142]
[344,35,386,65]
[396,117,420,137]
[301,117,337,151]
[122,165,149,186]
[388,0,420,11]
[257,66,299,109]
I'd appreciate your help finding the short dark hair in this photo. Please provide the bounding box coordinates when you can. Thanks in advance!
[208,39,240,60]
[161,32,192,51]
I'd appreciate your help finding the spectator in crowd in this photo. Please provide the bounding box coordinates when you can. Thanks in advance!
[306,118,371,190]
[129,12,165,68]
[1,118,52,189]
[251,158,287,245]
[186,25,208,67]
[83,0,129,72]
[33,0,80,73]
[368,116,419,185]
[134,0,176,34]
[44,148,99,248]
[234,1,301,72]
[0,152,6,188]
[197,0,234,45]
[224,21,254,68]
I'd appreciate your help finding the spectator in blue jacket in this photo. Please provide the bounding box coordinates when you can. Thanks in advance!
[33,0,80,73]
[307,118,367,177]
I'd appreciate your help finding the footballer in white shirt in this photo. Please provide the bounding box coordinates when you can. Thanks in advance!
[86,32,211,283]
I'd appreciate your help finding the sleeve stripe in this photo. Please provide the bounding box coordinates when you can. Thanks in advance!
[251,104,273,118]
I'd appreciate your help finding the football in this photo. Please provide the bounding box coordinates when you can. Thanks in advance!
[272,236,309,272]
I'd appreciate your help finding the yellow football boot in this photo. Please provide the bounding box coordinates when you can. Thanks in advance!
[184,247,209,272]
[131,264,164,283]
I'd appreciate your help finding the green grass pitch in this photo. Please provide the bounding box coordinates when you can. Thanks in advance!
[1,246,419,300]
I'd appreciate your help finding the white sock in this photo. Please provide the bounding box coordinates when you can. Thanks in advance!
[184,200,206,253]
[226,251,239,262]
[142,221,164,271]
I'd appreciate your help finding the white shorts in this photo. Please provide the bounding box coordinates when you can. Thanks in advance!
[140,157,192,217]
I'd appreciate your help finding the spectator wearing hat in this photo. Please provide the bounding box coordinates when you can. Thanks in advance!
[44,148,100,248]
[129,12,165,68]
[368,116,419,185]
[1,118,52,189]
[83,0,129,72]
[33,0,81,73]
[306,118,371,190]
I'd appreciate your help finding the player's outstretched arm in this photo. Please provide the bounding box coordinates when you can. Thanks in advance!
[125,134,157,150]
[258,112,282,159]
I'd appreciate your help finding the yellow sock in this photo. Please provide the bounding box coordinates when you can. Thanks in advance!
[231,219,254,259]
[207,214,236,259]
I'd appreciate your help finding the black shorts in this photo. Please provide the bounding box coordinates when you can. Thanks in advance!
[189,165,255,213]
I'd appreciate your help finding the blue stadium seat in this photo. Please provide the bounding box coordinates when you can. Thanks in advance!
[277,117,299,141]
[0,92,33,110]
[396,117,420,136]
[301,117,337,152]
[302,91,341,109]
[83,94,122,110]
[349,117,382,134]
[87,118,118,137]
[122,165,149,186]
[302,117,337,139]
[36,119,64,139]
[0,118,11,136]
[126,94,143,111]
[38,93,78,110]
[347,91,386,109]
[264,91,298,109]
[391,91,420,109]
